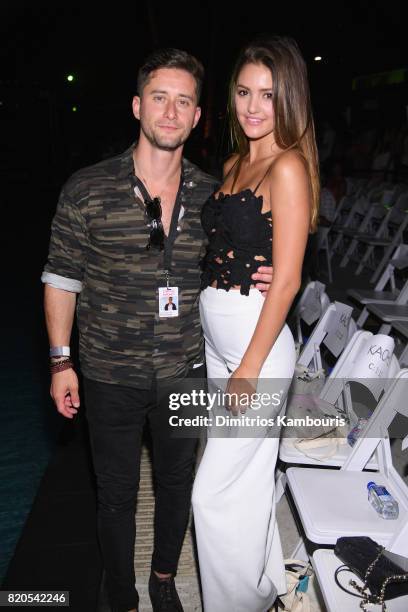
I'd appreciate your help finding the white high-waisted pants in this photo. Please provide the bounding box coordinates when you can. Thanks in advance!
[192,287,296,612]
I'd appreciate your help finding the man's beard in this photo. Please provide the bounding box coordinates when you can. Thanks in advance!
[141,124,188,152]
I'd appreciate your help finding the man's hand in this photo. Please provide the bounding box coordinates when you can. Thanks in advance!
[50,368,80,419]
[252,265,273,296]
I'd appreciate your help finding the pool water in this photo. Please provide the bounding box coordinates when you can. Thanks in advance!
[0,324,60,583]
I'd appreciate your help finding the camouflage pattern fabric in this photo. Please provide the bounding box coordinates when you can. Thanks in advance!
[43,144,219,388]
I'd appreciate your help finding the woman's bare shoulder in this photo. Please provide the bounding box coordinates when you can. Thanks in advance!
[268,149,311,217]
[270,149,308,180]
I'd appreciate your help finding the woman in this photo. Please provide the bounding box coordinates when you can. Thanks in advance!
[192,36,319,612]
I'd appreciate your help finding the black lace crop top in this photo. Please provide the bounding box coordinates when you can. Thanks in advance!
[200,188,272,296]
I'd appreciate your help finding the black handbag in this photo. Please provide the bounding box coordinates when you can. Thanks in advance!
[334,536,408,610]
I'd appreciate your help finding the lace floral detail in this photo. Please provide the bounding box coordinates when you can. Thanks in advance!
[201,189,272,296]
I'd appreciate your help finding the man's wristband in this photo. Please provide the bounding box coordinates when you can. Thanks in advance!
[49,346,70,357]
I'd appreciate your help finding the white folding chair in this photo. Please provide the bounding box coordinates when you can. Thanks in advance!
[330,182,390,248]
[330,195,370,253]
[280,331,399,469]
[311,369,408,611]
[366,303,408,335]
[348,244,408,328]
[296,302,356,378]
[339,187,395,268]
[356,193,408,280]
[286,369,408,551]
[339,185,407,266]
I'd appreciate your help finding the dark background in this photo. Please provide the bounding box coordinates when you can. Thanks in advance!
[1,0,407,188]
[2,0,407,276]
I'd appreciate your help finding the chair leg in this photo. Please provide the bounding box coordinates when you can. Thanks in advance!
[370,219,408,283]
[326,241,333,283]
[379,323,392,334]
[356,307,369,328]
[371,243,398,284]
[275,468,287,504]
[290,537,309,562]
[356,245,374,275]
[331,232,343,253]
[340,238,358,267]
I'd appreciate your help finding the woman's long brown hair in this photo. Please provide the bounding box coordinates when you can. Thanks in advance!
[228,35,320,231]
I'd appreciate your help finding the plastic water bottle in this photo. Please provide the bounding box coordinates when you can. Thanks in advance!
[347,417,369,447]
[367,481,399,520]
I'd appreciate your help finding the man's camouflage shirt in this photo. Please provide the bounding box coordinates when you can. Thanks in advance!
[43,144,218,388]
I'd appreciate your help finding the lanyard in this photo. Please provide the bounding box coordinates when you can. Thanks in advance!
[163,171,183,272]
[131,169,184,275]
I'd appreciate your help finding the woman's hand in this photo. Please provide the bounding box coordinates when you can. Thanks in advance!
[225,364,259,415]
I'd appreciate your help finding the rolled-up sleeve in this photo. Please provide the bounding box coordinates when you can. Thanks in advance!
[42,186,88,293]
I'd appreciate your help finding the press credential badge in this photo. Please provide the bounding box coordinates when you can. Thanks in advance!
[159,286,179,318]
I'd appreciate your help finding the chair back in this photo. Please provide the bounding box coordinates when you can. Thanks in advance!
[319,332,397,409]
[374,243,408,291]
[389,192,408,226]
[342,368,408,474]
[297,302,354,373]
[322,302,355,358]
[294,281,330,326]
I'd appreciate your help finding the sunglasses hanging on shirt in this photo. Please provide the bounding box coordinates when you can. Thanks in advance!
[131,172,165,251]
[144,196,165,251]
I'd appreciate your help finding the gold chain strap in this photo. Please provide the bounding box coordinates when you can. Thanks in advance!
[347,546,408,611]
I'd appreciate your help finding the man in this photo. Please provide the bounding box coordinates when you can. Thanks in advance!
[164,296,177,311]
[42,48,272,612]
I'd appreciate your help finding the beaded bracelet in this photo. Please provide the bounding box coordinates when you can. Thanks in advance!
[50,359,74,375]
[50,356,71,364]
[50,356,71,369]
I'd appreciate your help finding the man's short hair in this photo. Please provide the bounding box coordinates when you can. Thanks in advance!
[137,48,204,101]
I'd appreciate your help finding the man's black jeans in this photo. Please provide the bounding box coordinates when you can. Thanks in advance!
[84,369,204,611]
